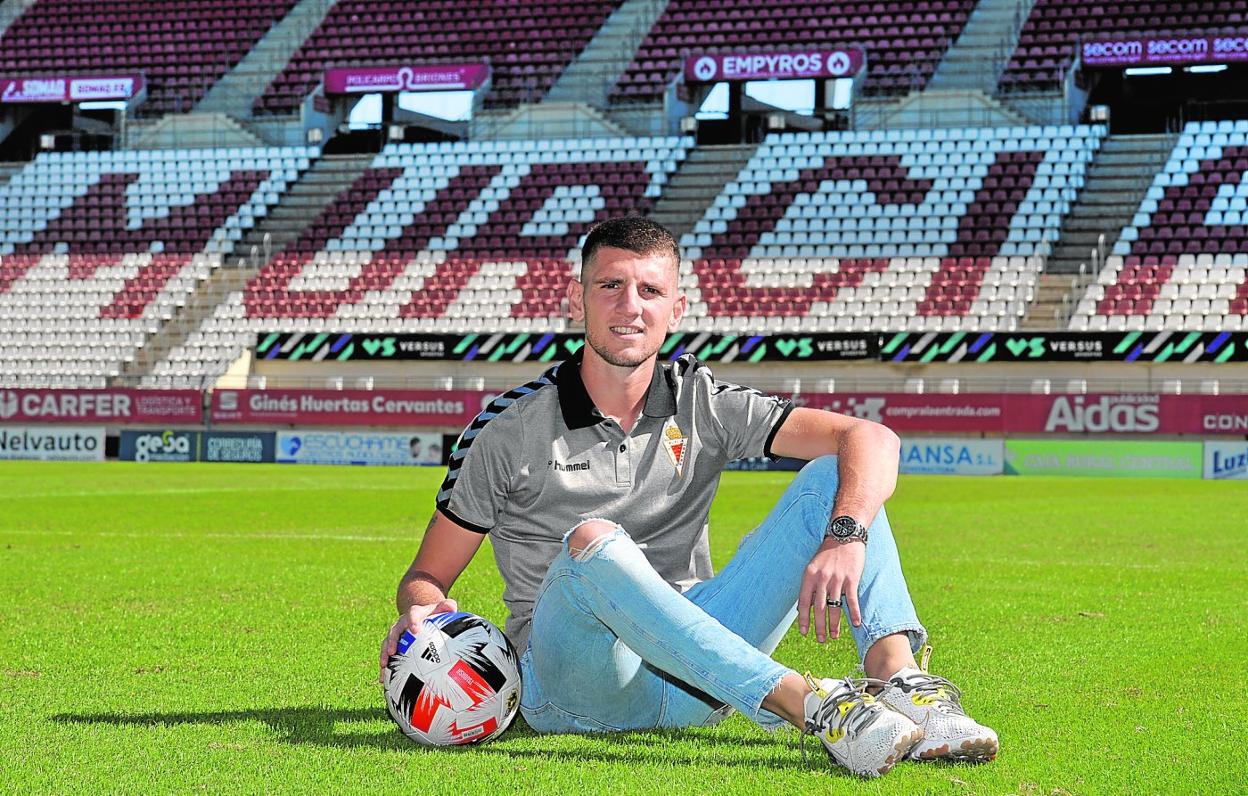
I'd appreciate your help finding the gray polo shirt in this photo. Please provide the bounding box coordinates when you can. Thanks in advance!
[435,352,793,650]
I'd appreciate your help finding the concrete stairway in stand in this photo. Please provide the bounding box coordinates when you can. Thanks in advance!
[927,0,1034,93]
[544,0,670,108]
[0,0,39,38]
[1018,272,1086,330]
[0,160,24,189]
[1045,133,1177,275]
[232,151,375,259]
[115,266,258,385]
[647,144,758,240]
[117,152,375,383]
[1019,132,1178,329]
[195,0,338,120]
[126,112,267,149]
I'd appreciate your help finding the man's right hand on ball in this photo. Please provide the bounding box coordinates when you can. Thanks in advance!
[378,599,458,683]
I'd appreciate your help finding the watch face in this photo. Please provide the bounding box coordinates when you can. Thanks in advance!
[830,517,857,538]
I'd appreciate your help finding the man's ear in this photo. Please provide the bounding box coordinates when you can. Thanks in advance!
[667,292,687,332]
[567,277,585,323]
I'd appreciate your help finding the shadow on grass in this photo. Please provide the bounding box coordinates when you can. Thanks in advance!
[50,706,813,770]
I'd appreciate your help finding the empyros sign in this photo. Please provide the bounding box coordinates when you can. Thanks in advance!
[211,388,486,427]
[0,74,144,103]
[324,63,489,94]
[0,389,200,424]
[1082,34,1248,67]
[685,47,866,83]
[0,426,104,461]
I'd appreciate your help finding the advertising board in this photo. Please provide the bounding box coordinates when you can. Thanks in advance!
[119,430,199,462]
[0,425,105,461]
[276,431,446,466]
[212,388,482,427]
[1203,441,1248,480]
[684,48,866,82]
[899,438,1003,476]
[1003,440,1202,478]
[203,432,276,464]
[0,388,200,425]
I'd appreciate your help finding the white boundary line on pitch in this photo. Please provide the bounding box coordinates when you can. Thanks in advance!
[0,529,413,543]
[0,485,421,499]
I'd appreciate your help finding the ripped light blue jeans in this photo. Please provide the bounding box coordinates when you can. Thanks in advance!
[518,455,926,734]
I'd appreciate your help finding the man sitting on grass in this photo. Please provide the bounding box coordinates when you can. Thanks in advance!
[380,217,998,777]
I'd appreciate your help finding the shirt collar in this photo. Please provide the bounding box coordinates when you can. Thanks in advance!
[556,349,678,430]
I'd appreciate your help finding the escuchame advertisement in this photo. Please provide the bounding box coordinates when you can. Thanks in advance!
[1003,440,1202,478]
[276,431,445,466]
[0,389,201,425]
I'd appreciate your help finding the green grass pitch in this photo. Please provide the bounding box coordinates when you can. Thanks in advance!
[1,461,1244,794]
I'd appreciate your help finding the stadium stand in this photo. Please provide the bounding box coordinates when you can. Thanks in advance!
[0,147,315,387]
[253,0,625,115]
[141,136,690,387]
[1000,0,1248,92]
[680,125,1105,332]
[0,0,299,115]
[1070,120,1248,332]
[611,0,978,103]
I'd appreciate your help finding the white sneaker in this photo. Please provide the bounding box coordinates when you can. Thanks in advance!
[877,649,999,763]
[802,674,924,778]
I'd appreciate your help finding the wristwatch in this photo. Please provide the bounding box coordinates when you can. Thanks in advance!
[826,515,869,545]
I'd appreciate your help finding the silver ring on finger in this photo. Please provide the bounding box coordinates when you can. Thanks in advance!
[826,598,842,608]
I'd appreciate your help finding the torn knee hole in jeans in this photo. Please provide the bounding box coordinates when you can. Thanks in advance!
[569,533,612,562]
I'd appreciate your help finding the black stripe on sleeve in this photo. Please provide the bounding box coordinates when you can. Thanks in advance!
[763,402,796,461]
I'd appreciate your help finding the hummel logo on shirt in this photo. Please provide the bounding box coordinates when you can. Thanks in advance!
[551,460,591,472]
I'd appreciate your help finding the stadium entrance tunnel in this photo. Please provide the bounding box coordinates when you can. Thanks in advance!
[1084,64,1248,133]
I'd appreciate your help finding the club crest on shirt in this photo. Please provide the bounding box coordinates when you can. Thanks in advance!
[662,422,688,476]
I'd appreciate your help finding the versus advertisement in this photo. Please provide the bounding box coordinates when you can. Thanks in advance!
[211,388,485,427]
[1003,440,1202,479]
[0,425,104,461]
[277,431,447,466]
[898,438,1003,476]
[255,331,1248,364]
[254,332,878,363]
[0,388,201,425]
[1203,441,1248,480]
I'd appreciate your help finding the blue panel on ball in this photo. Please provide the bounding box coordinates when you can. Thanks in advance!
[427,611,472,628]
[396,629,418,656]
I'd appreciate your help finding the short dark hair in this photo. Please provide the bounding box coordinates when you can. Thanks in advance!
[580,217,680,279]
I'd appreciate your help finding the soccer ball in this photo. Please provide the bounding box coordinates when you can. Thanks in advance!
[383,611,522,746]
